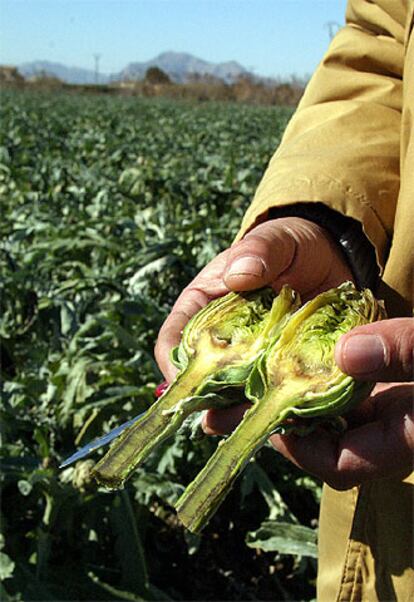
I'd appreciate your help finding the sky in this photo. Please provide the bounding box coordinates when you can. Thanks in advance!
[0,0,348,79]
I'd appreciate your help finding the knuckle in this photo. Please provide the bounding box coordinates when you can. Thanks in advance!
[234,235,270,259]
[397,324,414,379]
[154,337,161,359]
[326,449,360,490]
[402,410,414,452]
[154,343,165,372]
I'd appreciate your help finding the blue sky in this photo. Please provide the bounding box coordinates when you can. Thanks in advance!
[1,0,348,78]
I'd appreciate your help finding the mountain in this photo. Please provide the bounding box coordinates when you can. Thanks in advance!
[18,52,249,85]
[18,61,110,84]
[117,51,248,83]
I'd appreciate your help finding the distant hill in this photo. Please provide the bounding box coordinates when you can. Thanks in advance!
[19,61,110,84]
[117,51,248,83]
[18,52,249,85]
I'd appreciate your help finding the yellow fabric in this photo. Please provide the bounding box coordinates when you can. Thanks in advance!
[237,0,414,599]
[318,476,414,601]
[237,0,413,317]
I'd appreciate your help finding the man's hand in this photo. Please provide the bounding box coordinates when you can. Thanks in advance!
[335,319,414,382]
[155,217,352,382]
[203,318,414,490]
[156,214,413,488]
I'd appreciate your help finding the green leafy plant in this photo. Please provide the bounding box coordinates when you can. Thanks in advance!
[0,88,335,601]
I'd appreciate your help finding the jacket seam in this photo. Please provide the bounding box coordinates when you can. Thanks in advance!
[335,488,360,602]
[254,174,391,241]
[405,2,414,48]
[336,540,356,602]
[349,542,364,602]
[336,484,373,602]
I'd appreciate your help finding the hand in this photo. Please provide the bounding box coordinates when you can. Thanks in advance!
[155,217,352,382]
[204,318,414,489]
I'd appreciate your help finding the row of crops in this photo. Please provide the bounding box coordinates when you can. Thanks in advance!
[1,90,321,601]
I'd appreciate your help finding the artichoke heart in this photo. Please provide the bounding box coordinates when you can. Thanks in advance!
[176,282,385,533]
[92,286,299,488]
[247,281,383,419]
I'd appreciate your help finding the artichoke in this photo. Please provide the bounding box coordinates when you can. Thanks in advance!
[92,286,299,488]
[175,282,384,532]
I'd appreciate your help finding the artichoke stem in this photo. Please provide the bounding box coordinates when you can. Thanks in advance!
[176,394,284,533]
[92,364,207,489]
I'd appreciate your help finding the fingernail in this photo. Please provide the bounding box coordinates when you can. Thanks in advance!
[340,334,387,375]
[227,256,265,278]
[155,381,169,398]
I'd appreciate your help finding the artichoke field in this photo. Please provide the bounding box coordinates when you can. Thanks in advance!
[0,89,369,601]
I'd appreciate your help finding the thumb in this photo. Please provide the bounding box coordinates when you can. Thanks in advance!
[335,318,414,382]
[223,217,352,295]
[223,218,296,291]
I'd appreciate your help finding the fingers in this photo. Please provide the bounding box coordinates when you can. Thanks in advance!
[202,404,251,435]
[335,318,414,382]
[154,251,231,381]
[202,386,414,489]
[223,219,296,291]
[155,308,195,383]
[203,384,414,489]
[270,392,414,489]
[223,217,352,297]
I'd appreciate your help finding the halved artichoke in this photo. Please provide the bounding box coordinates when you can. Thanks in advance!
[175,282,385,532]
[92,286,299,488]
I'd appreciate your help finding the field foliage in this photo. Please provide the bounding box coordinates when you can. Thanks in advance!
[1,90,320,601]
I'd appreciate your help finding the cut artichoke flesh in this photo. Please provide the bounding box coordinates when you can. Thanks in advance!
[92,286,299,488]
[176,282,385,533]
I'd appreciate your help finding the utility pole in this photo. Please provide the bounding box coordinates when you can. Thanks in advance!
[93,53,101,84]
[324,21,340,40]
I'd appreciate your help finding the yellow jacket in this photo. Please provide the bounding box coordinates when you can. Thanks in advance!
[239,0,414,599]
[240,0,413,318]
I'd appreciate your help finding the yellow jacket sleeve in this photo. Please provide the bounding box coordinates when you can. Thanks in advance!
[237,0,407,272]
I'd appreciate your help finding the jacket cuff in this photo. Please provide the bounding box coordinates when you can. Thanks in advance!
[267,203,380,291]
